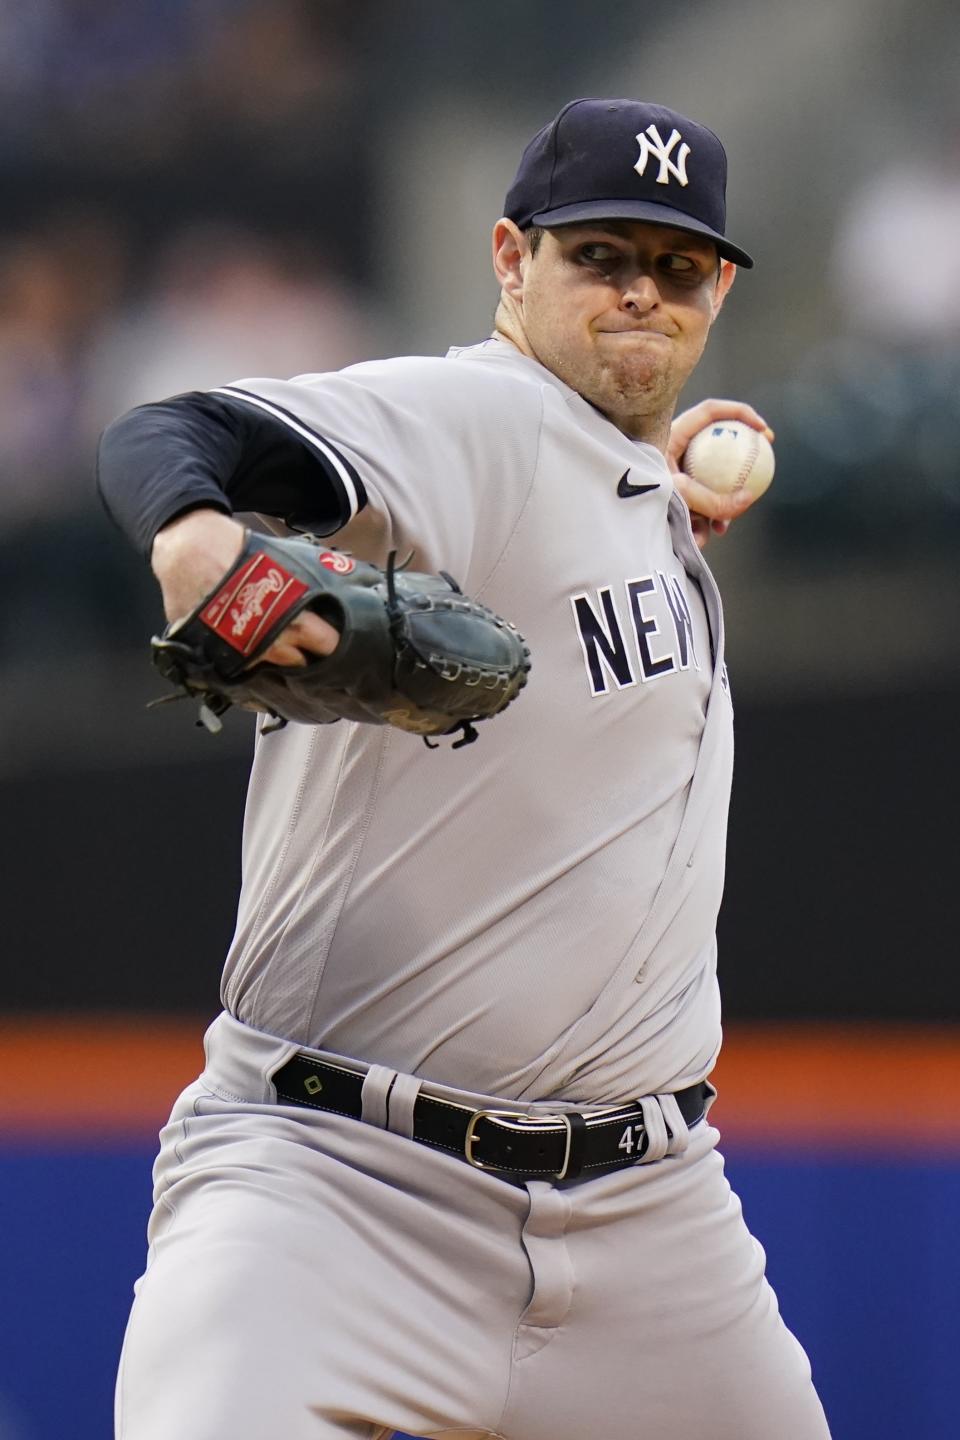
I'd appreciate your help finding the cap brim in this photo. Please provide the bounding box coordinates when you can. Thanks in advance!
[530,198,754,268]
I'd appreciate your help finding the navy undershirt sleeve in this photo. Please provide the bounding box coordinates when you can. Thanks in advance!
[96,391,360,557]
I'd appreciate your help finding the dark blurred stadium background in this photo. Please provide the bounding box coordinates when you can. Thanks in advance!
[2,3,958,1438]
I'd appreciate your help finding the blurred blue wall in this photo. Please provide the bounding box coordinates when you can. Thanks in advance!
[2,1140,957,1440]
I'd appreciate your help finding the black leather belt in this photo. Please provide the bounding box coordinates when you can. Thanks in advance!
[272,1052,709,1181]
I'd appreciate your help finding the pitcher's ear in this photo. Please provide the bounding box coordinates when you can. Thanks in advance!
[492,218,530,298]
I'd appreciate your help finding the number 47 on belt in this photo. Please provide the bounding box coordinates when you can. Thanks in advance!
[618,1123,645,1155]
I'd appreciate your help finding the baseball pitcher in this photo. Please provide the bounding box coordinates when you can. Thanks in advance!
[98,98,831,1440]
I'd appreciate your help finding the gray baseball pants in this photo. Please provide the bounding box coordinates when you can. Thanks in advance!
[115,1013,831,1440]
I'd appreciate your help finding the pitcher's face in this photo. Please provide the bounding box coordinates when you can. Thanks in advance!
[512,220,734,434]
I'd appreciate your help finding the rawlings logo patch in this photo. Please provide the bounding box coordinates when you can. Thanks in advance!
[230,569,286,636]
[319,550,355,574]
[201,552,308,654]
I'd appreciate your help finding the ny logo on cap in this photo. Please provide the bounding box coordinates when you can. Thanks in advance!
[634,124,691,187]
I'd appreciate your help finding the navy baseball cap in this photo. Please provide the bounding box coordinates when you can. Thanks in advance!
[503,97,754,268]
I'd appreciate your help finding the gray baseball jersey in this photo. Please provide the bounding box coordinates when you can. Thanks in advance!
[213,337,732,1104]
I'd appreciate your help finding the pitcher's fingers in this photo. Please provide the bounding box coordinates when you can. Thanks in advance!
[259,638,309,668]
[690,514,710,550]
[673,470,756,521]
[257,612,341,668]
[286,611,341,655]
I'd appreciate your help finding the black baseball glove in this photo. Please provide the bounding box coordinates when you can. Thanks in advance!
[149,530,531,747]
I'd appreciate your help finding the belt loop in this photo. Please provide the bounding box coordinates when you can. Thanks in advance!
[361,1064,397,1129]
[386,1071,422,1139]
[638,1096,670,1163]
[657,1092,690,1156]
[559,1112,588,1180]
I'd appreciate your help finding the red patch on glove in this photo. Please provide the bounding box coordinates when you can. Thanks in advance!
[201,552,309,655]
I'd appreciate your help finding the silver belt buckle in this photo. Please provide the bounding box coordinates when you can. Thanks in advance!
[464,1109,575,1180]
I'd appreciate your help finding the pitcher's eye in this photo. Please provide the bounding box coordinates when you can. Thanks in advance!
[577,243,620,266]
[656,253,712,286]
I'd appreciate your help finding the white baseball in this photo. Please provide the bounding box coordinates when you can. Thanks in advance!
[682,419,775,500]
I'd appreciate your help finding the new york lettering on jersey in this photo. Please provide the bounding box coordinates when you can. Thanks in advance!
[571,567,701,696]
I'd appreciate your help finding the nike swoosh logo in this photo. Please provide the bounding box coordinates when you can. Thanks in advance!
[617,470,659,498]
